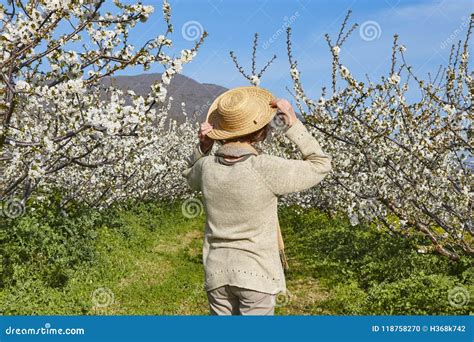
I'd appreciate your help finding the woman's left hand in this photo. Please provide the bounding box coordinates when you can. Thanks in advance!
[199,122,214,153]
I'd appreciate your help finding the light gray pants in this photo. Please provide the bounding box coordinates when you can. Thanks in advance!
[206,285,276,315]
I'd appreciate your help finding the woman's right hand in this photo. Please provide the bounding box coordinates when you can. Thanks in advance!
[199,122,214,154]
[270,99,298,127]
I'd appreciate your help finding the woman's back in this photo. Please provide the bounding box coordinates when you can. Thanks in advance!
[184,120,332,295]
[182,89,331,315]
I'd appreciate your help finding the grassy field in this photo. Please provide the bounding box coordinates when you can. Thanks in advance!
[0,200,472,315]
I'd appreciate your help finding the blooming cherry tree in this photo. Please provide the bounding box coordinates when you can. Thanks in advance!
[0,0,205,206]
[281,12,473,260]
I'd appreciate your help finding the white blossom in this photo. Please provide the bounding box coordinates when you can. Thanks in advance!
[290,68,299,79]
[443,104,456,115]
[15,80,30,91]
[250,75,260,86]
[340,65,350,78]
[388,73,401,85]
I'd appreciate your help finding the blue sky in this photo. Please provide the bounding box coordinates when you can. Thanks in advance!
[4,0,468,99]
[120,0,473,99]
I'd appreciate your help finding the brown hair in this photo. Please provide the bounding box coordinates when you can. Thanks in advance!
[221,124,270,145]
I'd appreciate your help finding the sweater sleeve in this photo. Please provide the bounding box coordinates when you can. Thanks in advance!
[182,143,211,191]
[253,120,332,195]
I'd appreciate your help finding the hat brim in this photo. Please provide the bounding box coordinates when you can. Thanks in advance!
[205,86,277,140]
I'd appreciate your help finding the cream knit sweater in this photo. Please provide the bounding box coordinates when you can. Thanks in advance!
[182,120,332,294]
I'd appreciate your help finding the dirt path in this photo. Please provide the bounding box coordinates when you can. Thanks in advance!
[97,224,331,315]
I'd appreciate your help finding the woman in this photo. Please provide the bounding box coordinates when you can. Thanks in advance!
[183,86,332,315]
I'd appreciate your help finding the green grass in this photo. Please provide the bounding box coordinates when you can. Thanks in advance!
[1,201,209,315]
[0,201,472,315]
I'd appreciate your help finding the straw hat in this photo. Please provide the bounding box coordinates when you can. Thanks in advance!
[206,86,277,140]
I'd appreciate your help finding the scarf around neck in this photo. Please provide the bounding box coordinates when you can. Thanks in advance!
[215,142,259,165]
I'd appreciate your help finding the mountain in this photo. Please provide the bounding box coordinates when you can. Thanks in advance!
[102,73,227,122]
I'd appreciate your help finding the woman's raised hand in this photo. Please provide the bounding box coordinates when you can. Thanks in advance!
[270,99,298,127]
[199,122,214,153]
